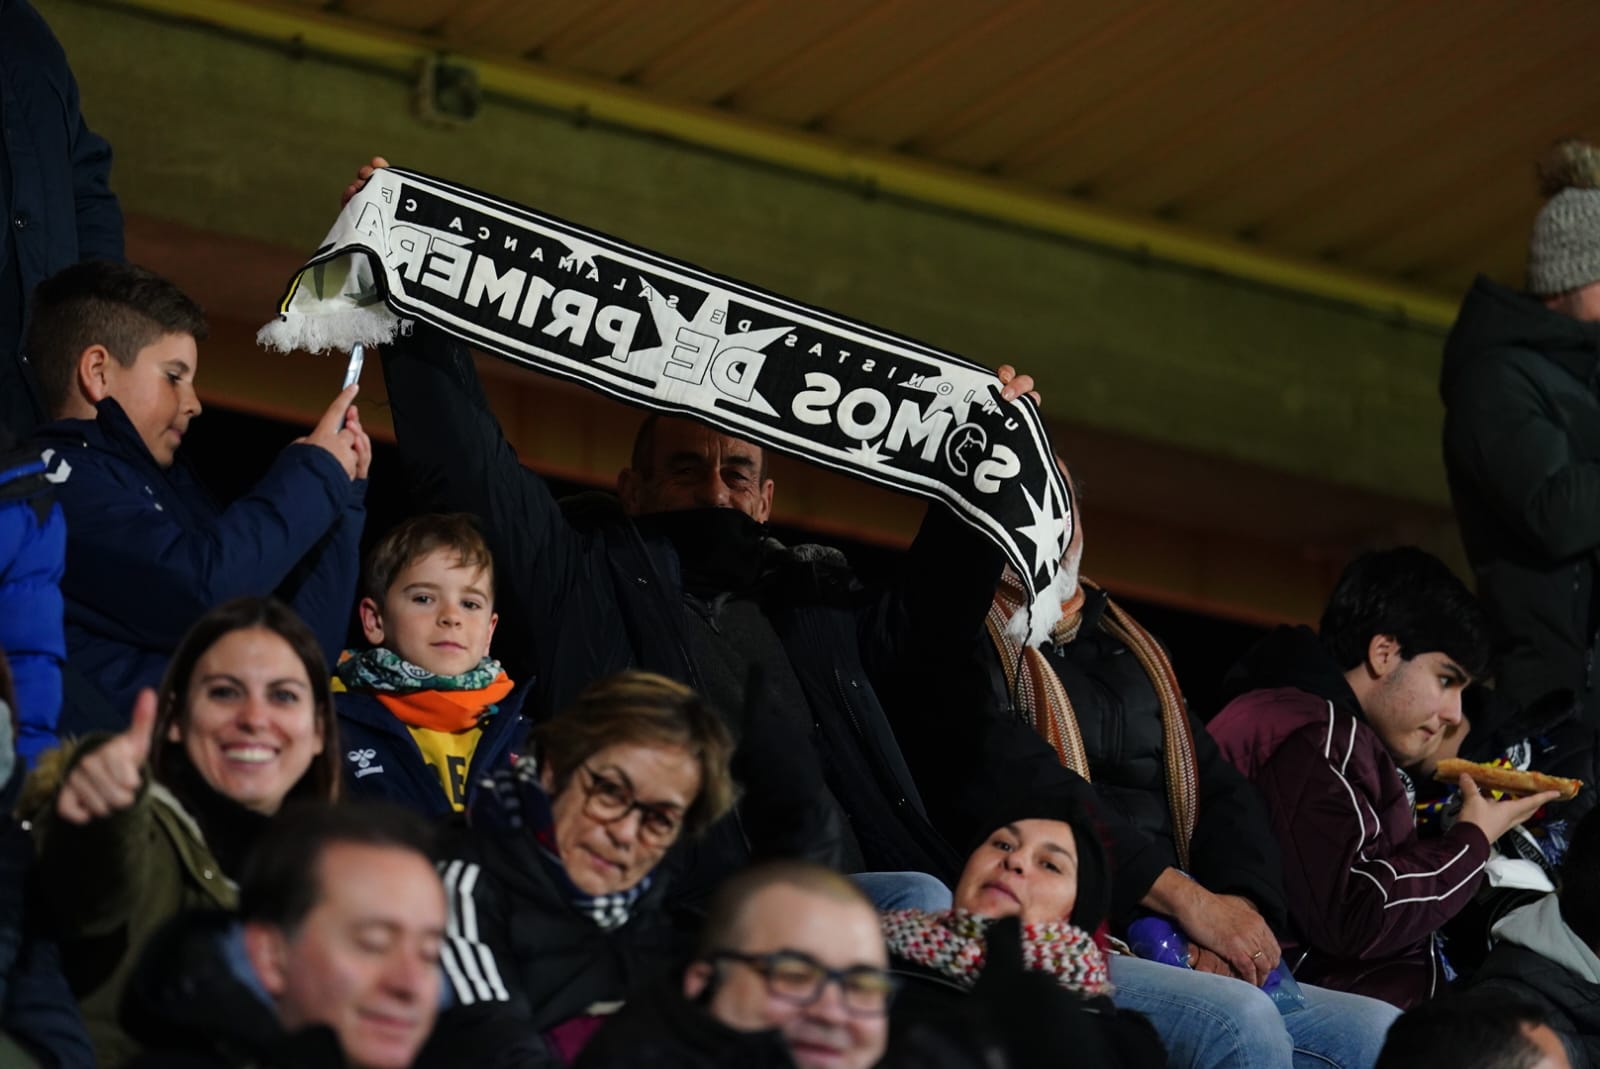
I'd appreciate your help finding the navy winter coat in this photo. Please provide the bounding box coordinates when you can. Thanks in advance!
[0,440,64,764]
[0,0,124,436]
[33,398,364,731]
[337,684,530,817]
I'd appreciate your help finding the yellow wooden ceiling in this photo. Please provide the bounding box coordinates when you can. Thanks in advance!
[260,0,1600,298]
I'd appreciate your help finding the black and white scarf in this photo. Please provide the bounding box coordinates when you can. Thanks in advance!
[260,166,1074,640]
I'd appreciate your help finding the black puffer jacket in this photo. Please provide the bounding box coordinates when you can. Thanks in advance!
[974,587,1287,928]
[382,326,993,890]
[1442,275,1600,729]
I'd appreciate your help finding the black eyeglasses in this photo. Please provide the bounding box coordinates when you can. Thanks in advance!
[709,949,899,1016]
[577,765,685,847]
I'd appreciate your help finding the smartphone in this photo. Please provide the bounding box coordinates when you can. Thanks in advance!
[339,344,365,430]
[342,343,366,389]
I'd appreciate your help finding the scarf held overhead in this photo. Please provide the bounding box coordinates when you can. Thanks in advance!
[258,166,1073,640]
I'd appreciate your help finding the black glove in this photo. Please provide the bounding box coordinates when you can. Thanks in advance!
[968,916,1116,1069]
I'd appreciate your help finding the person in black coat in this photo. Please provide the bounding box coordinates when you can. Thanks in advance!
[323,150,1043,911]
[433,671,737,1066]
[0,0,124,439]
[1441,141,1600,796]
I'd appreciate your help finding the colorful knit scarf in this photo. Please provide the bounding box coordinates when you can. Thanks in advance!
[881,908,1111,997]
[336,648,512,734]
[985,566,1199,870]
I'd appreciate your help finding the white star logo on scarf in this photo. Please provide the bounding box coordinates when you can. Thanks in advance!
[1016,476,1068,580]
[612,292,792,417]
[844,437,894,466]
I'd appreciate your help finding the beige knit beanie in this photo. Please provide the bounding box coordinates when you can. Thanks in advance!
[1528,140,1600,296]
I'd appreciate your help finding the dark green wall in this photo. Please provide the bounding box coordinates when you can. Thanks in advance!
[45,0,1454,505]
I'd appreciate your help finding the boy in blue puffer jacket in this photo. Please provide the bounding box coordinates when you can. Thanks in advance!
[0,434,64,766]
[336,512,528,816]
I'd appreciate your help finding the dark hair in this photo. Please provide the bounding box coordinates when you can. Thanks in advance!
[696,860,874,958]
[532,670,736,838]
[26,260,208,418]
[150,597,340,805]
[239,800,437,932]
[629,413,770,481]
[1374,992,1557,1069]
[1561,806,1600,949]
[362,513,495,605]
[1318,547,1490,677]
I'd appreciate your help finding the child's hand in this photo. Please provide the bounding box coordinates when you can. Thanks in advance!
[342,156,390,208]
[346,403,372,480]
[297,384,366,481]
[57,689,157,824]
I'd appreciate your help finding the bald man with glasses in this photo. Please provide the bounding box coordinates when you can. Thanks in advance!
[577,861,895,1069]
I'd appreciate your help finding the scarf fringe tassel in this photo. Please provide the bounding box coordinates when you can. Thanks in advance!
[256,304,402,355]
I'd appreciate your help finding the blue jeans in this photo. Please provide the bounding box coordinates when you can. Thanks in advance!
[850,871,953,912]
[1108,954,1399,1069]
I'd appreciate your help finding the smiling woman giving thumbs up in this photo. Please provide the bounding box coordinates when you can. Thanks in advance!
[29,597,341,1067]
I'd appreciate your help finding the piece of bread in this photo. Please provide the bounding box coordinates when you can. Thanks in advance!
[1433,758,1583,801]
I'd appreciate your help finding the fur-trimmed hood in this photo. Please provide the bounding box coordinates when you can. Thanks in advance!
[17,735,87,822]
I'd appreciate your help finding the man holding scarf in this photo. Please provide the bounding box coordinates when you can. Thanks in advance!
[349,160,1037,907]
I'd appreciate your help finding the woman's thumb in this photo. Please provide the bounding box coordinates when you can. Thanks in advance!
[124,688,160,760]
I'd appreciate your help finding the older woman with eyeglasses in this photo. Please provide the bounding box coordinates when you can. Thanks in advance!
[428,670,736,1067]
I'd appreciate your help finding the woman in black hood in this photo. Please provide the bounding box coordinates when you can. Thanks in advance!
[879,795,1165,1069]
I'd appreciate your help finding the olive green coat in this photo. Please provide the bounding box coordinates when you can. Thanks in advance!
[30,746,235,1069]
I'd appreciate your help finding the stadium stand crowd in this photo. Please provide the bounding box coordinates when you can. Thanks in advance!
[7,3,1600,1066]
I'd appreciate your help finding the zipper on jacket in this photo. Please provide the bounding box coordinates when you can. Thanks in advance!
[831,668,869,743]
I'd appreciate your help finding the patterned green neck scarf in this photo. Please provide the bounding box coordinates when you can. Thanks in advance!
[336,647,505,693]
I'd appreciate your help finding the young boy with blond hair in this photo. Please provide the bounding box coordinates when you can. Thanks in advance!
[335,512,527,815]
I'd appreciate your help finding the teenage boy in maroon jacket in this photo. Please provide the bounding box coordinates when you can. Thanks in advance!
[1210,546,1559,1008]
